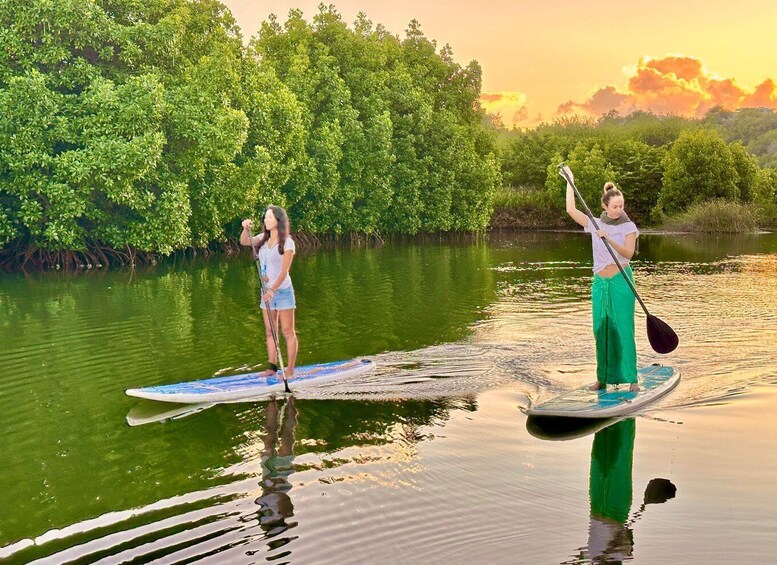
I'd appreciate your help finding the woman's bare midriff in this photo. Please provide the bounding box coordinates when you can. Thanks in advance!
[596,264,622,278]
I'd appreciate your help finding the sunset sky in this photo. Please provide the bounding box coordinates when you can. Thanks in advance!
[222,1,777,127]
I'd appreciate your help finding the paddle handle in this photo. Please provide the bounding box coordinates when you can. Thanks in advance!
[248,226,291,393]
[558,166,650,317]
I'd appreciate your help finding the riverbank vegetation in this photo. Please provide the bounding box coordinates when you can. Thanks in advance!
[495,109,777,232]
[1,1,775,271]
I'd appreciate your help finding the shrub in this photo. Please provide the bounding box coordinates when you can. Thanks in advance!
[490,187,571,229]
[659,129,739,216]
[754,168,777,229]
[546,143,616,211]
[661,199,757,233]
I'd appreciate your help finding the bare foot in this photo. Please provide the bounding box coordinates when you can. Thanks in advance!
[589,382,605,391]
[629,383,640,392]
[258,367,277,377]
[282,369,295,381]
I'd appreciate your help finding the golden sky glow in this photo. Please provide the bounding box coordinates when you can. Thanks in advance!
[222,1,777,127]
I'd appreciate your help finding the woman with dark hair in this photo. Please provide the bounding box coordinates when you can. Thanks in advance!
[562,166,640,392]
[240,206,298,379]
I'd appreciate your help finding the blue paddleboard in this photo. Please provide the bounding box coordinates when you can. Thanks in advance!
[126,358,375,403]
[526,364,680,418]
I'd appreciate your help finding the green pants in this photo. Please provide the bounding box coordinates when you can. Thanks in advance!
[592,266,637,385]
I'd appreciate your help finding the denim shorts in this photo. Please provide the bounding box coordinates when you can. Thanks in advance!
[260,285,296,310]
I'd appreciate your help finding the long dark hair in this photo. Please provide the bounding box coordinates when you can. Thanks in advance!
[262,205,291,255]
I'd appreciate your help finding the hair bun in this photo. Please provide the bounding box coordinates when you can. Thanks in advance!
[603,181,616,192]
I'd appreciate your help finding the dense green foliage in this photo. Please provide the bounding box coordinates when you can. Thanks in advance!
[490,186,569,229]
[497,110,777,229]
[0,1,500,264]
[659,129,740,216]
[0,0,253,254]
[703,107,777,168]
[2,0,774,264]
[250,9,499,235]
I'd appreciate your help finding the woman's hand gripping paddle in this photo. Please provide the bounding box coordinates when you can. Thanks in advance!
[558,164,679,354]
[248,225,292,393]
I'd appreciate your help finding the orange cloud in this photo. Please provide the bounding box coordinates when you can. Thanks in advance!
[644,56,704,82]
[743,78,777,107]
[558,86,630,116]
[706,78,744,109]
[556,55,777,119]
[480,91,533,127]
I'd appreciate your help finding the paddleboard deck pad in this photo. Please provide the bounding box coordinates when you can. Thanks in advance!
[526,364,680,418]
[126,358,375,403]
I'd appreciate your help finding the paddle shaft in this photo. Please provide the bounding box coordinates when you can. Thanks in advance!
[559,167,651,317]
[248,227,291,393]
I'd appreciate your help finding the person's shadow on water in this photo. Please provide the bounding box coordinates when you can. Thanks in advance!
[252,396,299,548]
[565,418,677,564]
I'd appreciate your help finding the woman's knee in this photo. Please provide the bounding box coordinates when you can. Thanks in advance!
[281,327,297,341]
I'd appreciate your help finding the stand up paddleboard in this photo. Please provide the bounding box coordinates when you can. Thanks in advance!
[526,364,680,418]
[126,358,375,404]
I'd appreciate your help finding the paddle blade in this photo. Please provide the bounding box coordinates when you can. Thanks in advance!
[646,314,679,354]
[643,478,677,506]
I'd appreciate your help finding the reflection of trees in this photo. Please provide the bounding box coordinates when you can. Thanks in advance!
[294,243,498,360]
[486,231,593,304]
[487,230,592,261]
[0,257,265,546]
[641,232,777,263]
[0,241,495,547]
[1,368,472,551]
[233,397,476,459]
[489,229,777,278]
[243,395,475,562]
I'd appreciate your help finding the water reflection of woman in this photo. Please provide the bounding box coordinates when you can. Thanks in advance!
[587,418,636,563]
[255,396,297,538]
[580,418,677,564]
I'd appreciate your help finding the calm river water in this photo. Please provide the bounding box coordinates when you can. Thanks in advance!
[1,231,776,564]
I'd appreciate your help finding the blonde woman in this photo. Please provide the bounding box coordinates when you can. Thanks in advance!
[563,167,640,392]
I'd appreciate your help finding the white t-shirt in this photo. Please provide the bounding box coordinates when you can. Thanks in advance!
[585,217,639,274]
[256,236,296,290]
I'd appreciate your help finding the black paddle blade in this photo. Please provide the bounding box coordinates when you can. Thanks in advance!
[643,478,677,505]
[646,314,679,354]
